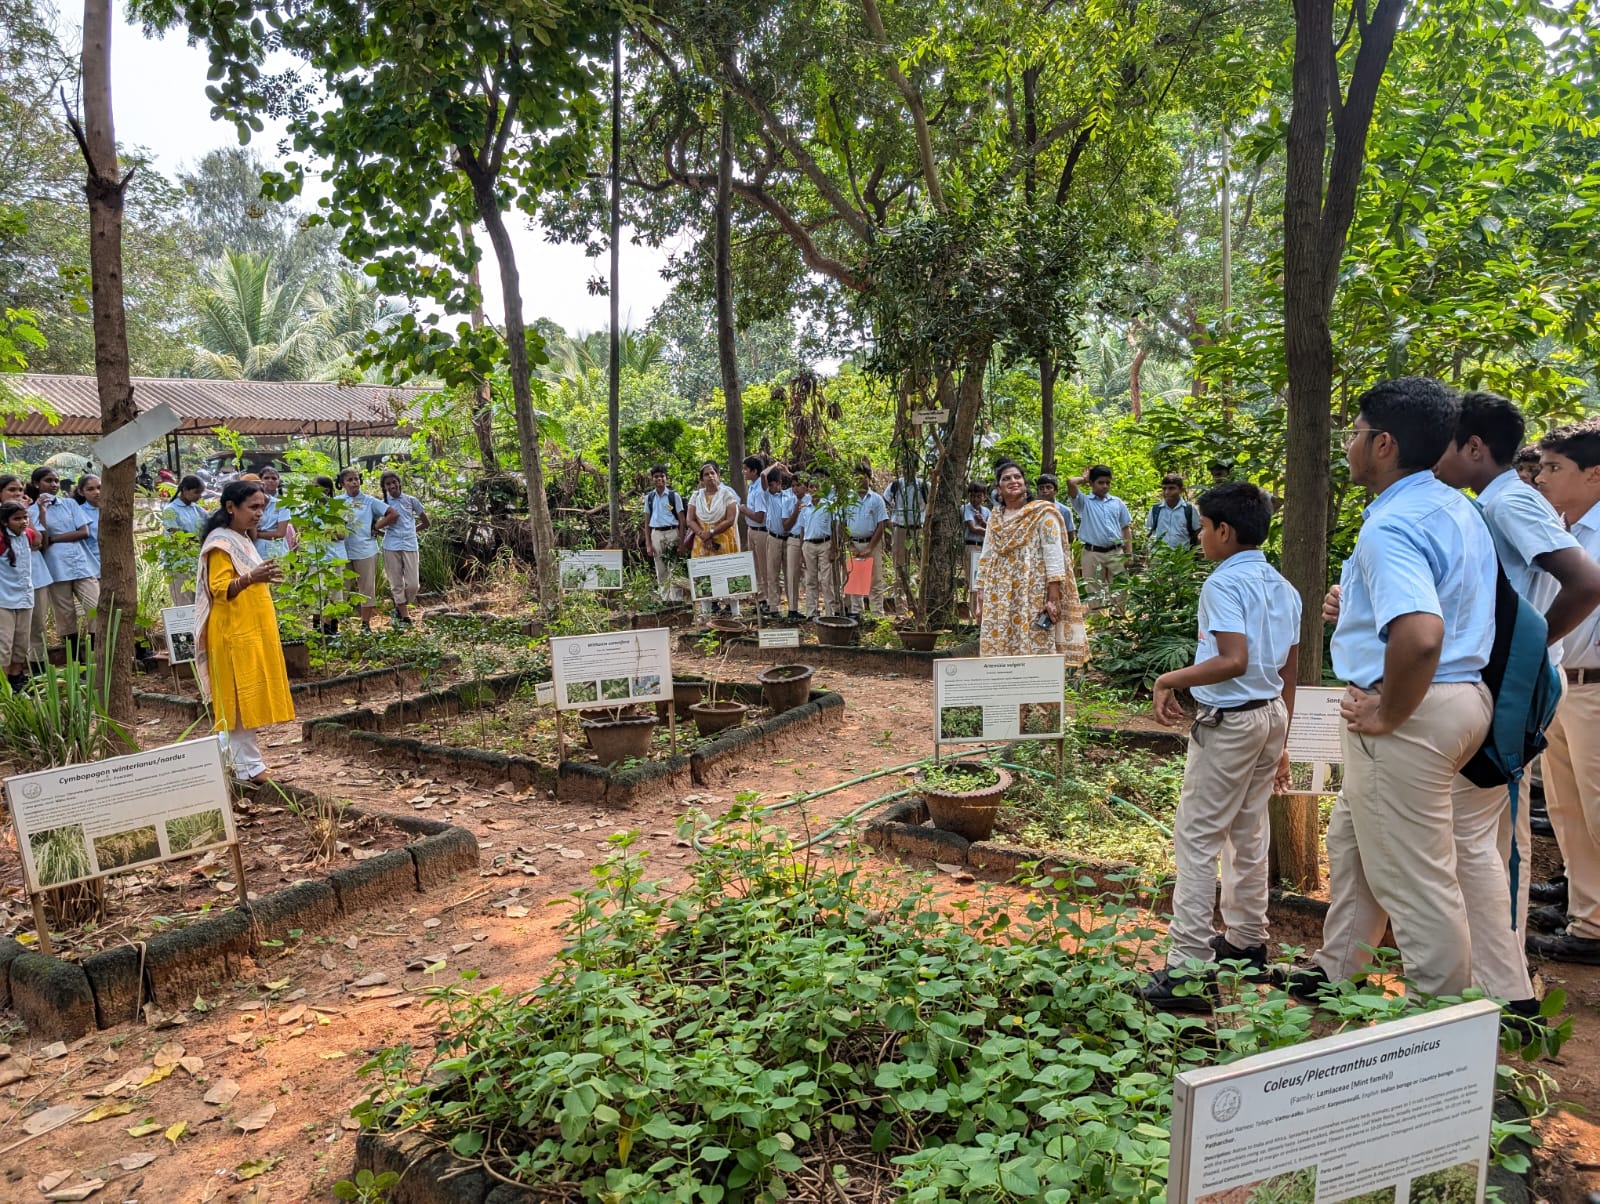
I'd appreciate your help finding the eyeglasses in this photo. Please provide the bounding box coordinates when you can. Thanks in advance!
[1335,426,1386,448]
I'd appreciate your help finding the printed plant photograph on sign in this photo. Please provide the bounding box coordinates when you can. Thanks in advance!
[166,808,227,853]
[597,568,623,588]
[566,680,599,705]
[560,565,589,590]
[727,574,754,595]
[1021,702,1062,734]
[1407,1161,1477,1204]
[93,825,161,871]
[600,677,632,701]
[632,675,662,697]
[694,576,714,599]
[30,824,91,887]
[1196,1166,1316,1204]
[940,705,982,739]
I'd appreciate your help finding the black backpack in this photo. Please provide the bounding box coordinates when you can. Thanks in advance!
[1147,501,1200,547]
[643,488,681,525]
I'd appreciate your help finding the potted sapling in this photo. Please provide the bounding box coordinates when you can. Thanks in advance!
[916,761,1013,842]
[688,630,747,736]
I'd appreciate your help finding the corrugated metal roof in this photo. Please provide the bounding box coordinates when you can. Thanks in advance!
[2,374,434,438]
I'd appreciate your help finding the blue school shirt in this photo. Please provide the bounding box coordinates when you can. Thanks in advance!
[1071,492,1133,546]
[1190,550,1302,707]
[845,490,887,539]
[644,487,683,528]
[744,481,768,531]
[382,493,425,552]
[162,497,206,535]
[766,488,797,537]
[962,502,990,543]
[341,492,388,560]
[81,502,101,576]
[1052,500,1076,535]
[798,497,833,540]
[1475,469,1579,666]
[0,538,34,609]
[1331,471,1495,690]
[255,495,288,559]
[38,495,95,582]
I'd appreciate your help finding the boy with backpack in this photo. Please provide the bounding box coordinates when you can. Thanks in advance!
[642,466,686,599]
[1293,378,1496,1002]
[1432,395,1600,991]
[1139,482,1299,1012]
[1147,473,1202,550]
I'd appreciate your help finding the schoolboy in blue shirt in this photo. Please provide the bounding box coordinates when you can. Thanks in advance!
[1141,482,1299,1012]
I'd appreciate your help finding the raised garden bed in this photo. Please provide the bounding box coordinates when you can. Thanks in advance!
[679,627,977,678]
[303,670,845,808]
[134,658,459,720]
[0,782,479,1040]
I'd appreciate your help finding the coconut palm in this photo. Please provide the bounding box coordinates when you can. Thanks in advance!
[312,270,407,380]
[539,327,666,383]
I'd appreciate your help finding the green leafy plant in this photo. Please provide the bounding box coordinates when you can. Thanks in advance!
[0,616,132,770]
[918,763,999,793]
[331,1169,399,1203]
[1089,542,1212,693]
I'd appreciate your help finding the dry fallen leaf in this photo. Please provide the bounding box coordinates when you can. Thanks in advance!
[235,1102,276,1133]
[115,1152,159,1171]
[204,1078,240,1106]
[23,1104,79,1135]
[422,918,441,929]
[226,1032,255,1047]
[319,952,338,971]
[151,1041,184,1067]
[38,1170,73,1192]
[137,1064,176,1088]
[38,1041,68,1060]
[76,1101,133,1124]
[343,935,359,950]
[0,1055,35,1088]
[126,1120,162,1137]
[351,971,387,988]
[504,905,529,919]
[355,985,403,1000]
[177,1055,204,1075]
[84,1070,136,1099]
[235,1155,283,1181]
[164,1120,187,1146]
[277,1004,307,1026]
[43,1179,105,1202]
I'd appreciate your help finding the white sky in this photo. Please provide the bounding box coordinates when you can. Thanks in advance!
[105,0,680,335]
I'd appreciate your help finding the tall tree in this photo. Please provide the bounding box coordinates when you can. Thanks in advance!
[138,0,618,600]
[714,93,745,502]
[1281,0,1404,681]
[65,0,136,723]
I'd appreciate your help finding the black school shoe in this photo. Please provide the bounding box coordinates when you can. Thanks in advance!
[1138,967,1218,1013]
[1210,934,1272,982]
[1526,929,1600,965]
[1528,904,1570,934]
[1529,876,1568,906]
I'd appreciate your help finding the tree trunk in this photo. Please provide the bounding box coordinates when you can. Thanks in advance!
[1128,345,1148,420]
[1268,793,1321,893]
[461,223,498,472]
[606,31,622,547]
[77,0,135,728]
[465,169,558,600]
[716,94,746,501]
[1282,0,1404,684]
[1038,351,1055,475]
[917,350,990,625]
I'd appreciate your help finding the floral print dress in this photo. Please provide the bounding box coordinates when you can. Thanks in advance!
[974,500,1089,664]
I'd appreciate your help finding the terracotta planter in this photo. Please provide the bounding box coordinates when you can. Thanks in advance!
[690,700,748,737]
[918,762,1012,842]
[580,715,657,764]
[813,615,859,647]
[656,676,708,720]
[579,704,645,731]
[756,663,815,714]
[895,626,943,653]
[282,640,312,679]
[708,616,749,636]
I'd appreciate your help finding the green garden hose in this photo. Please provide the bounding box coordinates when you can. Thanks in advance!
[685,746,1173,853]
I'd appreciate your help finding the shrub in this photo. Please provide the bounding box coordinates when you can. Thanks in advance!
[1089,543,1210,693]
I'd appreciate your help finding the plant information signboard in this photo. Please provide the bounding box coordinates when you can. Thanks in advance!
[1285,686,1344,764]
[1168,1000,1500,1204]
[687,551,758,601]
[6,736,236,894]
[549,626,674,712]
[933,655,1065,744]
[558,549,625,591]
[161,604,197,665]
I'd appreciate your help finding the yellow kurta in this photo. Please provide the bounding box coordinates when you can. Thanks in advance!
[205,549,295,732]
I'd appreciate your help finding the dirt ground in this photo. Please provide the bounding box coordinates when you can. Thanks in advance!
[3,646,1600,1202]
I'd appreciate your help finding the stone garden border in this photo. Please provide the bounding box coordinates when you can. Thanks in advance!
[301,669,845,809]
[134,659,460,722]
[0,783,479,1041]
[677,627,975,679]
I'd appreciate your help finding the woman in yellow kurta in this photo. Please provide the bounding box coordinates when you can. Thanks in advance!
[685,461,743,616]
[972,459,1089,664]
[194,481,295,783]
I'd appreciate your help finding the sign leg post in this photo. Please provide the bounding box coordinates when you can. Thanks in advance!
[29,892,52,956]
[229,840,249,908]
[555,708,565,765]
[668,705,677,757]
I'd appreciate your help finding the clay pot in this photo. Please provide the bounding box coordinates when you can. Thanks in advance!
[579,715,657,764]
[708,616,749,636]
[813,615,859,646]
[660,676,707,720]
[917,762,1012,842]
[756,664,815,714]
[689,700,748,737]
[895,626,943,652]
[281,639,312,679]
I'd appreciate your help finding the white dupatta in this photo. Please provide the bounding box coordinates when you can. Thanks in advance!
[193,527,263,706]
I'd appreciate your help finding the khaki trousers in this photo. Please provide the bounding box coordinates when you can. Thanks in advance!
[649,528,680,597]
[1313,681,1492,997]
[382,549,419,606]
[29,586,52,663]
[0,606,30,668]
[783,538,803,614]
[49,576,100,640]
[763,535,789,612]
[349,555,378,605]
[747,528,771,606]
[1079,547,1124,607]
[891,526,916,610]
[1167,699,1288,967]
[1543,682,1600,939]
[845,539,883,614]
[801,540,838,617]
[1453,778,1535,1001]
